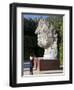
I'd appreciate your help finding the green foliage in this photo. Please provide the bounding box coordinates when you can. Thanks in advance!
[23,18,44,60]
[47,15,63,65]
[59,43,63,65]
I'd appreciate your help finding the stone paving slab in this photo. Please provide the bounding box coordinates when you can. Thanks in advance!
[23,69,63,75]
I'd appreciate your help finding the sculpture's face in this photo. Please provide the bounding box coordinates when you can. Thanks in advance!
[37,32,49,48]
[35,19,53,49]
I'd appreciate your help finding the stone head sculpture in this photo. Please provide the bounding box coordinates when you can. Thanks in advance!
[35,18,58,59]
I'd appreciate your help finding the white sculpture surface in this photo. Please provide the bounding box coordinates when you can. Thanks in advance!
[35,19,58,59]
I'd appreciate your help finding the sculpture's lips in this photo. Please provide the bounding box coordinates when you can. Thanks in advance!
[37,34,45,39]
[37,35,41,41]
[37,37,43,43]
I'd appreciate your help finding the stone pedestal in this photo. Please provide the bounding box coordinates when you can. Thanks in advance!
[34,59,60,71]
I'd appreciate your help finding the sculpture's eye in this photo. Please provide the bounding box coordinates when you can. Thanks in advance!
[43,29,47,33]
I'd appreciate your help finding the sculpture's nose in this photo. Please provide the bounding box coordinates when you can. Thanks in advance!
[35,29,37,34]
[35,28,40,34]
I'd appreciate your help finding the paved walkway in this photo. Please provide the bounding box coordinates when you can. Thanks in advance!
[23,69,63,75]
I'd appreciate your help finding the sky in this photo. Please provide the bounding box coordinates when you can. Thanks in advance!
[23,14,49,20]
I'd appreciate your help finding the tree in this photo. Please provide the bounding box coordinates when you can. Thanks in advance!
[47,15,63,65]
